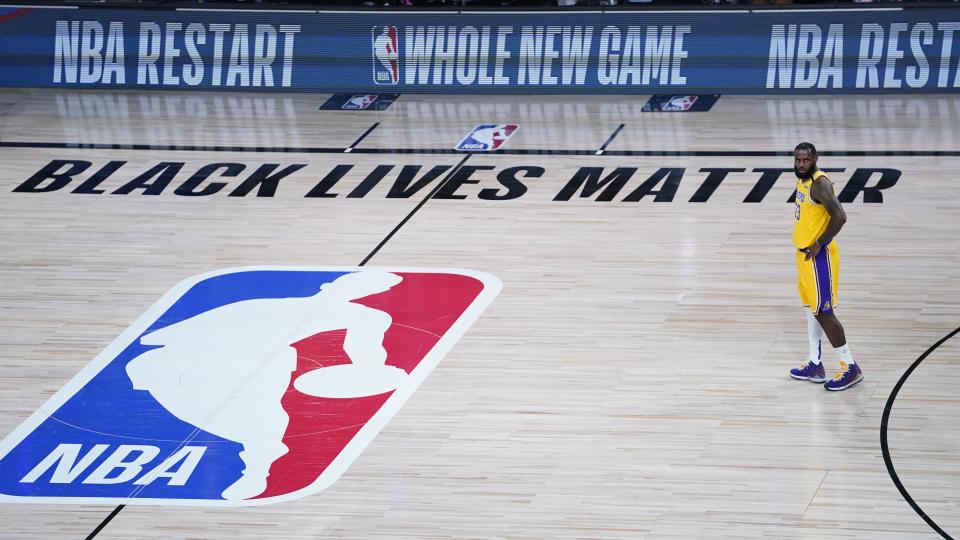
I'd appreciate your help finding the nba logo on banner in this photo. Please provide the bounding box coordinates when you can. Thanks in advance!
[455,124,519,151]
[372,26,399,85]
[343,95,378,110]
[0,267,501,506]
[664,95,698,111]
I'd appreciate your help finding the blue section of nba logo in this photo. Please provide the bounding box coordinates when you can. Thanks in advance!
[0,270,348,500]
[457,124,491,151]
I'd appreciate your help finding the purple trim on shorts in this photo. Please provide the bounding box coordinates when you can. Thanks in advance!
[814,243,834,314]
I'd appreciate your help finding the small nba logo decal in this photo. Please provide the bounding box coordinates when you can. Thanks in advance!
[0,267,501,506]
[455,124,519,152]
[664,95,698,111]
[343,94,378,110]
[372,26,399,85]
[642,94,719,113]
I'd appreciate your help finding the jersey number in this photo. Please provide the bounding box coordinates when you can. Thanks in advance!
[795,202,801,221]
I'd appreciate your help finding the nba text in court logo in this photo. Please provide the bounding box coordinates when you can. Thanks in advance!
[372,26,399,84]
[0,267,501,506]
[456,124,519,151]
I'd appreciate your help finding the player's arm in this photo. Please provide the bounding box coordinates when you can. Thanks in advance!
[803,177,846,260]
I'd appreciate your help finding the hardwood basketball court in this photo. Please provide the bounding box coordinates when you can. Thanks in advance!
[0,88,957,538]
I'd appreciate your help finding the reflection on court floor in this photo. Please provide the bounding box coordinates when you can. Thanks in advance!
[0,89,957,539]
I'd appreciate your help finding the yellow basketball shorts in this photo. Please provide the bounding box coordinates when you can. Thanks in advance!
[796,240,840,315]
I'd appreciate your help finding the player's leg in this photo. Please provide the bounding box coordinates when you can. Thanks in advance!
[815,310,862,390]
[791,250,826,382]
[790,310,827,382]
[812,242,862,391]
[815,310,846,348]
[217,347,295,500]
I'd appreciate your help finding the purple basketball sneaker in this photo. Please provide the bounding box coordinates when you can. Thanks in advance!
[824,361,863,391]
[790,361,826,383]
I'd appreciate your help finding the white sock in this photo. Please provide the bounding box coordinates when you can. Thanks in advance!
[834,344,855,366]
[806,311,823,365]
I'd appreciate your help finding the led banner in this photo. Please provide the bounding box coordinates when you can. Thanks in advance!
[0,6,958,93]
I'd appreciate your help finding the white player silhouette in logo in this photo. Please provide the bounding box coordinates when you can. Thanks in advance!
[125,270,405,500]
[372,27,398,83]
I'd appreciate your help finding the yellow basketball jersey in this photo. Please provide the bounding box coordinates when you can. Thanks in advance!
[792,170,832,249]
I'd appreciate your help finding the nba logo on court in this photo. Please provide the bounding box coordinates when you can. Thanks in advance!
[343,94,378,110]
[371,26,399,85]
[0,267,500,506]
[664,95,698,111]
[455,124,519,151]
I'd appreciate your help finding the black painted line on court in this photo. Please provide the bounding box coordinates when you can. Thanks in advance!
[595,124,625,155]
[347,149,960,157]
[359,153,473,266]
[86,504,125,540]
[0,141,347,153]
[2,141,960,157]
[345,122,380,153]
[881,325,960,540]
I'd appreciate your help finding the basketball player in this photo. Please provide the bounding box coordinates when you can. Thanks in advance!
[788,142,863,391]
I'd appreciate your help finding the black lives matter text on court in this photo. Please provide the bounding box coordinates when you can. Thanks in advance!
[12,159,899,203]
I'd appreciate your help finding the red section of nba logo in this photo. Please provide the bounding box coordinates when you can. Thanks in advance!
[0,7,34,24]
[488,124,518,150]
[257,272,485,498]
[372,26,399,85]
